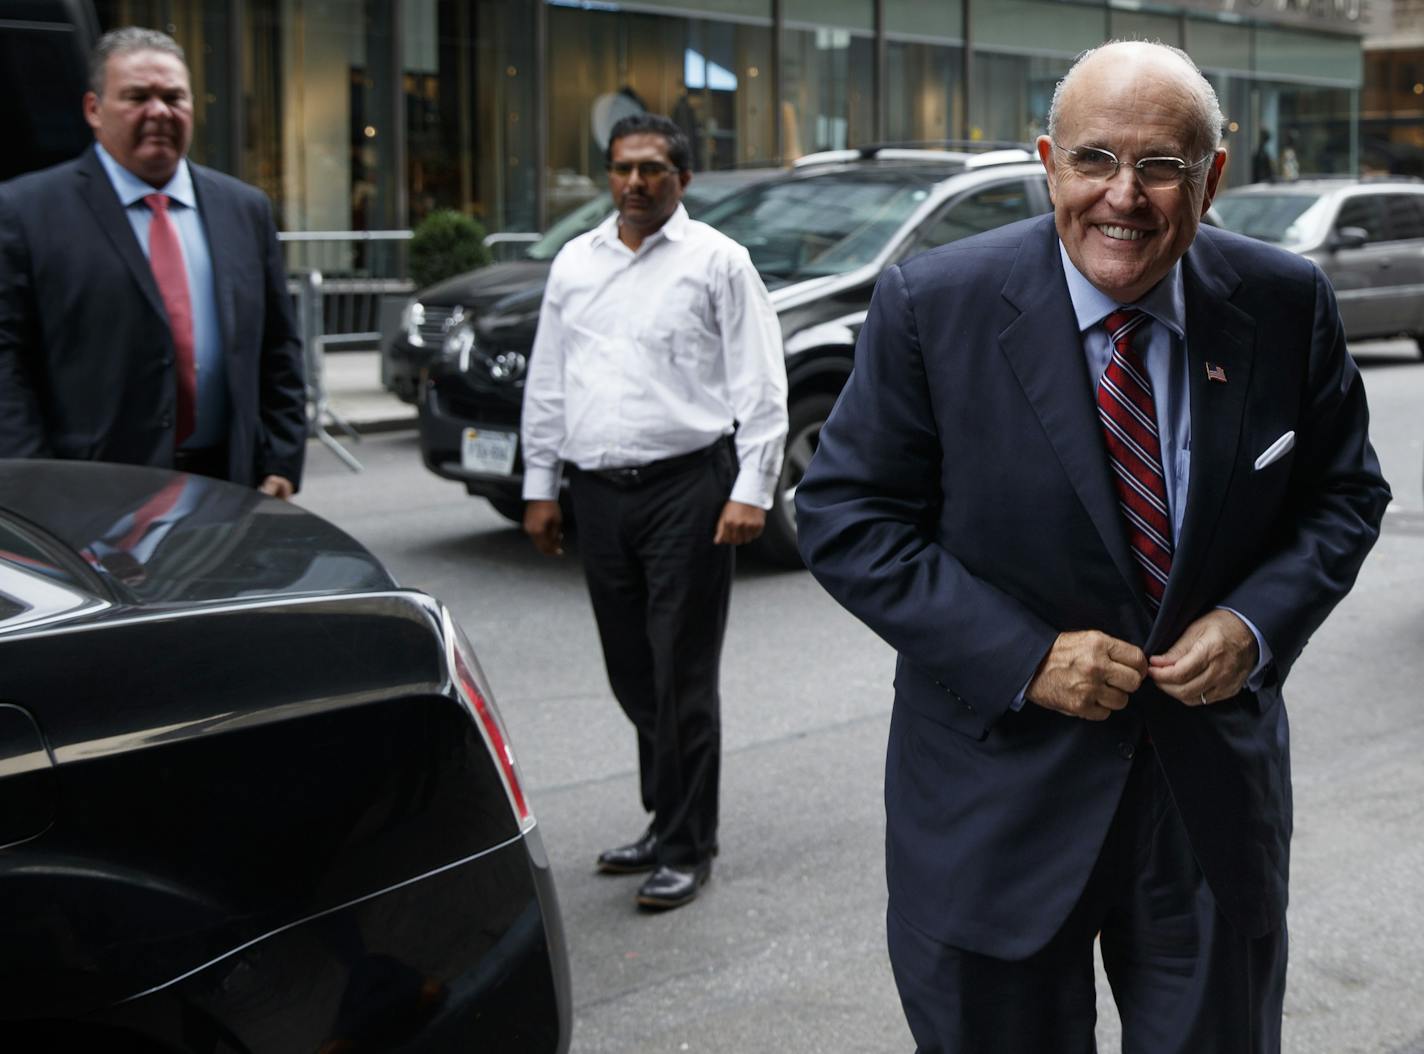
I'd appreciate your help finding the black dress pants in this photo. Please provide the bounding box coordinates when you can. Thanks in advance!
[569,441,736,867]
[887,743,1287,1054]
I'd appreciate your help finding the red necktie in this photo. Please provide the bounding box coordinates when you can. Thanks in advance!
[1098,309,1172,611]
[144,193,196,447]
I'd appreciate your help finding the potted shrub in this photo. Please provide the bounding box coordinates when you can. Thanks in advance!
[409,209,491,289]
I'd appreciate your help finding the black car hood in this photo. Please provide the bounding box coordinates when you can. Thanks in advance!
[0,460,395,610]
[419,260,554,312]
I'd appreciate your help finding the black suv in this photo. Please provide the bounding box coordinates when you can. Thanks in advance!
[416,146,1052,565]
[1,0,97,183]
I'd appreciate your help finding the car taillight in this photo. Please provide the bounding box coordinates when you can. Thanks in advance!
[444,611,534,832]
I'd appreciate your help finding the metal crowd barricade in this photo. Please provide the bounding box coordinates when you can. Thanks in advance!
[292,268,361,472]
[483,230,540,262]
[282,229,415,472]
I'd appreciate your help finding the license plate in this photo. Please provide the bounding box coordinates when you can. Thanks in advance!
[461,428,518,476]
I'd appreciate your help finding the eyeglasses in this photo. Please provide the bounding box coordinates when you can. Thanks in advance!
[606,161,680,181]
[1055,145,1213,189]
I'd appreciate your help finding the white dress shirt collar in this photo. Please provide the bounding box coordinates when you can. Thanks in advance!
[591,202,691,252]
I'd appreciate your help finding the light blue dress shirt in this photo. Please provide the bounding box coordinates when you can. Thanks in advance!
[94,143,228,449]
[1007,247,1271,711]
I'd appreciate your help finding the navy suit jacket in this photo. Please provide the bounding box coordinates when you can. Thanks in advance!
[796,214,1390,959]
[0,147,306,488]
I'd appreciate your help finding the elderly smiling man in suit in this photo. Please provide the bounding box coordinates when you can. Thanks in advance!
[0,27,305,495]
[796,41,1390,1054]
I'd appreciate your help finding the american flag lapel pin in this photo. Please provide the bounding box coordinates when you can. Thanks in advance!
[1205,362,1228,383]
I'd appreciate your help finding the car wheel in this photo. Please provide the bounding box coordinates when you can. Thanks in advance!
[754,392,836,568]
[487,496,526,523]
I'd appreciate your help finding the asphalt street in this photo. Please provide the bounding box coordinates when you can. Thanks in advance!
[295,338,1424,1053]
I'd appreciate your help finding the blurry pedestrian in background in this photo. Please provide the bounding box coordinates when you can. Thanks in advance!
[521,113,787,911]
[1279,130,1301,181]
[0,27,305,495]
[1252,128,1275,183]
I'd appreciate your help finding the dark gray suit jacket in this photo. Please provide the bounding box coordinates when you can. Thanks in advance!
[0,147,306,488]
[796,214,1390,958]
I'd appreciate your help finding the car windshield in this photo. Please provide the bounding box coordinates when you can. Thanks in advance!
[526,195,614,261]
[524,173,773,261]
[1212,192,1333,249]
[696,169,940,280]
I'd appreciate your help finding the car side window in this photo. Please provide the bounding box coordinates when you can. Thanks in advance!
[1335,196,1386,243]
[1381,195,1424,242]
[910,180,1038,255]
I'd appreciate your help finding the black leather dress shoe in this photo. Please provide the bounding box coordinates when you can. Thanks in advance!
[635,860,711,911]
[596,826,658,874]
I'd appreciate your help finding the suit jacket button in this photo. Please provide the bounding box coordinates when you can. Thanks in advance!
[1117,741,1135,761]
[161,414,173,427]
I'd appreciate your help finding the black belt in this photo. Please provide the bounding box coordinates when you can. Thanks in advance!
[580,437,730,489]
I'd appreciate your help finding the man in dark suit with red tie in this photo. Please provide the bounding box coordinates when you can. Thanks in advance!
[0,27,306,495]
[796,41,1390,1053]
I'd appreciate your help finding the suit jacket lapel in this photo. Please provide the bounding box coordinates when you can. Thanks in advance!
[1152,232,1254,642]
[76,148,167,323]
[998,218,1143,605]
[189,164,237,360]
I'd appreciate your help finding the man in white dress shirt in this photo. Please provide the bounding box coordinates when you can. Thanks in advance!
[521,113,787,911]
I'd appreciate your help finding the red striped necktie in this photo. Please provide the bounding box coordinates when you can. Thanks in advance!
[144,193,197,447]
[1098,309,1172,611]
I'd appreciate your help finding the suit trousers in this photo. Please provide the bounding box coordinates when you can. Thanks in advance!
[887,741,1287,1054]
[568,441,736,867]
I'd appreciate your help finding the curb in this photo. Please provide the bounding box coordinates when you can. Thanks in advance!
[346,415,417,435]
[309,416,417,440]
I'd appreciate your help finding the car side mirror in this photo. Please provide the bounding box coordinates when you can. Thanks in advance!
[1330,225,1369,250]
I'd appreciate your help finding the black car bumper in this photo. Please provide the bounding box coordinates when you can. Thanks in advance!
[418,369,528,506]
[382,333,442,404]
[32,829,571,1053]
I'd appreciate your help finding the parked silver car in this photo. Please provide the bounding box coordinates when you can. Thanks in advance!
[1212,179,1424,354]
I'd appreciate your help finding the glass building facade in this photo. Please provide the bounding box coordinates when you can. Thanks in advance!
[1361,3,1424,180]
[91,0,1378,235]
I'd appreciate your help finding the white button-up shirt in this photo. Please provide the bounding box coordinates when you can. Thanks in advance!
[521,204,788,509]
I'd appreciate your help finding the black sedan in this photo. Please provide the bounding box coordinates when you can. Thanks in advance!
[0,460,570,1052]
[414,147,1051,565]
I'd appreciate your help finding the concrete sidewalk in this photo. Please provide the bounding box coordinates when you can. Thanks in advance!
[312,350,415,435]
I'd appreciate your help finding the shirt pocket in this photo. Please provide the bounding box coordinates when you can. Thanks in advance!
[641,276,717,361]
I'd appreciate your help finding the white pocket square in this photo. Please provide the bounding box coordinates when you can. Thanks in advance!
[1254,431,1295,471]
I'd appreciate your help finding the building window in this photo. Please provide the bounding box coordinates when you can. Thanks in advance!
[884,0,963,146]
[546,3,774,220]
